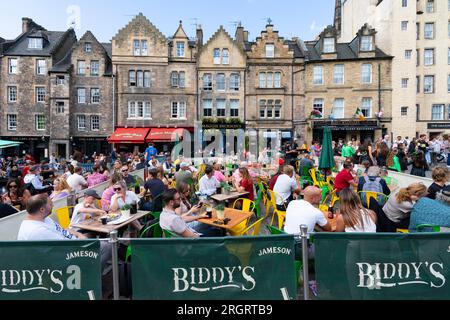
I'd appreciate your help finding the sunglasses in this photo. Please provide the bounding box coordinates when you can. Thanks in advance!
[9,185,18,188]
[114,188,122,192]
[121,170,129,173]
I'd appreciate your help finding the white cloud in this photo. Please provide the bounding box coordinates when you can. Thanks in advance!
[310,20,316,31]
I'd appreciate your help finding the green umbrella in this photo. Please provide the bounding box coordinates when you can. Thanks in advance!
[318,127,335,171]
[0,140,23,149]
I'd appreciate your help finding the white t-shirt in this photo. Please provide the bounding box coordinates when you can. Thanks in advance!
[18,217,75,240]
[345,210,377,233]
[160,209,198,236]
[70,202,95,230]
[67,173,87,192]
[284,200,328,235]
[116,191,140,208]
[199,175,220,196]
[273,174,299,205]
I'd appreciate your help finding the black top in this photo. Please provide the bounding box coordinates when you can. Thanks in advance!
[144,179,166,212]
[427,183,444,200]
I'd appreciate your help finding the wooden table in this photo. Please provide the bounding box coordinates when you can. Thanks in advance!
[210,191,249,203]
[71,211,150,235]
[198,208,253,231]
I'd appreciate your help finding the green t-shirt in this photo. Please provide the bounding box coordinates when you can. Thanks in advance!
[341,146,356,158]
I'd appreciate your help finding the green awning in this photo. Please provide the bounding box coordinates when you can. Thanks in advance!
[0,140,23,149]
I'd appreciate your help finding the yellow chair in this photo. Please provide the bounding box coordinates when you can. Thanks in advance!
[309,169,327,188]
[229,200,256,236]
[295,160,301,172]
[233,198,256,213]
[229,218,251,237]
[358,191,389,207]
[267,190,287,230]
[396,229,409,234]
[239,218,264,236]
[322,190,339,208]
[55,206,74,229]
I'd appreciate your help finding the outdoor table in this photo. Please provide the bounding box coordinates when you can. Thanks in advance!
[197,208,254,234]
[71,211,150,235]
[210,191,249,203]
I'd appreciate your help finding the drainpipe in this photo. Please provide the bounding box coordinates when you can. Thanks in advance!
[112,68,116,151]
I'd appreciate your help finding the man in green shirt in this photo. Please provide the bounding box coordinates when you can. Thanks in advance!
[341,142,356,159]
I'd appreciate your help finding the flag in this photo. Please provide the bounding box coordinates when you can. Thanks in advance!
[354,108,366,121]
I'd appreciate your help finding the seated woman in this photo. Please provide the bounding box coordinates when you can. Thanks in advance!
[213,163,227,183]
[100,173,124,211]
[383,183,428,229]
[2,179,31,211]
[409,185,450,231]
[336,189,377,233]
[49,177,72,202]
[234,167,255,201]
[109,181,142,232]
[427,166,449,200]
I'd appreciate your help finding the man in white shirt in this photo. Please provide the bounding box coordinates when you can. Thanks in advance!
[24,166,53,194]
[199,165,220,196]
[67,166,88,192]
[70,190,106,232]
[273,165,301,208]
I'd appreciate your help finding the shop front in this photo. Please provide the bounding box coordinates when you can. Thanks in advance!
[72,137,110,159]
[1,136,49,162]
[146,128,193,154]
[201,122,246,156]
[311,119,383,143]
[427,123,450,139]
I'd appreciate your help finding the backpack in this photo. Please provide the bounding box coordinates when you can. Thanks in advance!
[361,176,384,206]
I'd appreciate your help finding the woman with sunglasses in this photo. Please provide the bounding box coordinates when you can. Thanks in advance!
[2,179,31,211]
[109,181,143,232]
[49,177,72,201]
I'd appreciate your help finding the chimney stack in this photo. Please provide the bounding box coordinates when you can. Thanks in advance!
[235,23,244,46]
[244,31,249,42]
[334,0,342,36]
[196,24,203,48]
[22,17,33,34]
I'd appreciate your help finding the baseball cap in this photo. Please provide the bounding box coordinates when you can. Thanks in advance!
[85,190,101,200]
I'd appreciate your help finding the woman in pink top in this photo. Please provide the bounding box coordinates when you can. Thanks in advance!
[213,163,227,183]
[100,173,123,211]
[87,165,108,188]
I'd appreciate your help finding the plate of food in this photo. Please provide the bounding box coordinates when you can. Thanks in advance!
[102,213,121,223]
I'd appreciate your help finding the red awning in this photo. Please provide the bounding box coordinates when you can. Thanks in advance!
[107,128,150,144]
[146,128,186,142]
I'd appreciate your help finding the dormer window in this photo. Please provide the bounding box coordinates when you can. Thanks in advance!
[85,43,92,53]
[323,38,335,53]
[28,38,43,49]
[360,36,373,51]
[266,44,275,58]
[176,42,185,57]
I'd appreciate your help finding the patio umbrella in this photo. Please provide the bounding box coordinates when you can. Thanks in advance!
[318,127,335,171]
[0,140,23,149]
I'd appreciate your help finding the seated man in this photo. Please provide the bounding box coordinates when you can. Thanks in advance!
[198,165,220,197]
[143,168,166,212]
[120,164,136,188]
[357,166,391,206]
[18,195,111,270]
[273,165,301,209]
[69,190,107,233]
[159,189,207,238]
[334,162,358,195]
[284,186,331,260]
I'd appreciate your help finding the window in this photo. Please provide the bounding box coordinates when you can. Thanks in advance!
[213,49,221,64]
[91,88,100,104]
[144,71,151,88]
[333,64,344,84]
[361,98,372,118]
[56,101,65,114]
[230,100,239,117]
[203,74,212,91]
[217,99,226,117]
[137,71,144,87]
[401,107,408,117]
[77,60,86,75]
[267,73,274,88]
[274,100,281,118]
[171,72,179,88]
[416,23,420,40]
[129,70,136,87]
[7,115,17,131]
[57,75,65,85]
[432,104,444,120]
[332,99,345,119]
[416,76,421,93]
[133,40,148,56]
[361,64,372,84]
[424,75,434,93]
[179,72,185,88]
[401,78,409,88]
[128,101,151,119]
[91,61,99,76]
[77,88,86,104]
[313,66,324,85]
[448,48,450,64]
[230,74,240,91]
[9,59,18,74]
[35,115,46,131]
[91,116,100,131]
[417,49,420,66]
[266,44,275,58]
[176,42,185,57]
[313,99,324,118]
[85,43,92,53]
[405,50,412,60]
[36,87,46,103]
[360,36,373,51]
[259,72,282,88]
[323,38,335,53]
[260,73,267,88]
[426,0,434,13]
[424,23,434,39]
[402,0,407,7]
[448,75,450,93]
[260,100,266,118]
[448,21,450,38]
[28,38,43,49]
[449,0,450,11]
[8,86,17,102]
[274,72,281,88]
[424,49,434,65]
[36,59,46,75]
[203,99,213,117]
[216,74,226,91]
[266,100,274,118]
[222,49,229,64]
[77,115,86,131]
[171,102,187,119]
[401,21,408,31]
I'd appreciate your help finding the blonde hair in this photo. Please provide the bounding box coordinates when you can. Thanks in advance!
[283,165,294,176]
[339,189,370,230]
[396,183,428,203]
[432,166,450,184]
[54,177,72,193]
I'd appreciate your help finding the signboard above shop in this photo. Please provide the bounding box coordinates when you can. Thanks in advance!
[428,123,450,130]
[312,120,381,131]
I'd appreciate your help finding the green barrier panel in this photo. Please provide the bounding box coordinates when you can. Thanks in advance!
[131,235,296,300]
[0,241,102,300]
[314,233,450,300]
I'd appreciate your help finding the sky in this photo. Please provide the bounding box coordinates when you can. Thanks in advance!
[0,0,335,43]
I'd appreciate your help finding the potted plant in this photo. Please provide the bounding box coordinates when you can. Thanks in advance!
[221,182,231,195]
[121,204,132,218]
[216,203,226,221]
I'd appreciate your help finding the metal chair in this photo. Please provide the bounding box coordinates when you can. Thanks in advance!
[358,191,389,208]
[236,218,264,237]
[55,206,74,229]
[267,190,287,230]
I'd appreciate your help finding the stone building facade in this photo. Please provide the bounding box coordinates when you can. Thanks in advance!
[304,24,393,143]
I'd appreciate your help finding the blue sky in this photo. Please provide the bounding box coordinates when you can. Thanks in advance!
[0,0,335,43]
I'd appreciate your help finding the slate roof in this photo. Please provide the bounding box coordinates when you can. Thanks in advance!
[101,43,112,58]
[49,50,72,73]
[4,30,67,56]
[304,40,391,61]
